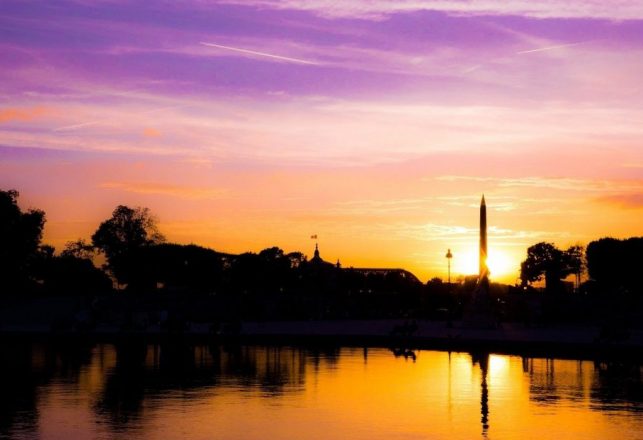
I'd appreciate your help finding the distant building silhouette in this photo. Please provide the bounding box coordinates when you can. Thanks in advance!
[311,243,323,264]
[347,268,421,284]
[311,244,421,284]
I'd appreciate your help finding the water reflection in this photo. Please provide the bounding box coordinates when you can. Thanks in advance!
[1,342,641,440]
[471,352,490,436]
[91,343,312,434]
[0,342,41,439]
[390,347,417,361]
[592,360,643,412]
[523,357,642,412]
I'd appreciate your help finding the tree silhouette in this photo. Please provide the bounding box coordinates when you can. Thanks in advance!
[32,244,113,296]
[0,189,45,291]
[520,242,583,292]
[587,237,643,295]
[91,205,164,287]
[285,252,306,269]
[61,239,96,260]
[566,244,585,288]
[134,243,225,293]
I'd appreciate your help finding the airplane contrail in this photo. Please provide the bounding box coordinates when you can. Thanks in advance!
[53,104,189,132]
[516,41,589,54]
[200,42,319,65]
[461,40,594,76]
[462,64,482,74]
[54,121,103,132]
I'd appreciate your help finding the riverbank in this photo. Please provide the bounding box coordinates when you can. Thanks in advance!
[1,319,641,360]
[240,320,643,359]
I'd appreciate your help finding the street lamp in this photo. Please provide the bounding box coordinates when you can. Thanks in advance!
[445,248,453,284]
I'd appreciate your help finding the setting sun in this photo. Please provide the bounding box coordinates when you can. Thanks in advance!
[451,248,519,281]
[488,250,519,281]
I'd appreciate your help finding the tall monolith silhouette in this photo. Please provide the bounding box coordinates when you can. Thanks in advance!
[480,195,488,281]
[463,195,495,328]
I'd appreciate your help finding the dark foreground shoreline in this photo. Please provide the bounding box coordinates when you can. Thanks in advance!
[2,320,641,361]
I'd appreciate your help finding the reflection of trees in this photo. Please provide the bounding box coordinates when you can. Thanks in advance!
[222,345,307,395]
[305,347,341,375]
[0,342,93,438]
[93,343,311,433]
[524,358,642,412]
[526,358,562,405]
[93,342,148,429]
[0,343,41,438]
[93,342,225,432]
[591,361,643,411]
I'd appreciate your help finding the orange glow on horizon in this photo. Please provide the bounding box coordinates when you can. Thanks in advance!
[15,158,643,285]
[450,247,521,283]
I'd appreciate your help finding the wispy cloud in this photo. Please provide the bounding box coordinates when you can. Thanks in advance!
[516,41,591,55]
[0,106,51,123]
[53,104,188,132]
[596,193,643,209]
[389,222,573,243]
[200,42,319,65]
[99,181,228,199]
[329,198,436,215]
[53,120,104,132]
[220,0,643,20]
[435,176,643,193]
[3,93,639,167]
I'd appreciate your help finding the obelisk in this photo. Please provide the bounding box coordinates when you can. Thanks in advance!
[479,195,488,282]
[463,194,494,328]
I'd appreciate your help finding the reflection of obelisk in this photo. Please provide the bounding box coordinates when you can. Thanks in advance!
[472,352,490,437]
[463,195,494,328]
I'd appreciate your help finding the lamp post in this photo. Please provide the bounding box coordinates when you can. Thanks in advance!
[445,248,453,284]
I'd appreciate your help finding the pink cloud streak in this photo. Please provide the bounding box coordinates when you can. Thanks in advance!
[0,106,52,123]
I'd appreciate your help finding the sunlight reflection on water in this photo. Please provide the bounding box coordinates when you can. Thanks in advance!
[1,343,641,440]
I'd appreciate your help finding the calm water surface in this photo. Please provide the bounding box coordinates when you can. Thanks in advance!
[1,343,641,440]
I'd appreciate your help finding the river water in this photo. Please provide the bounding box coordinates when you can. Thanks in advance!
[1,343,641,439]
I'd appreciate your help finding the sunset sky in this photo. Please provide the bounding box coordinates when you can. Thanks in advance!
[2,1,643,282]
